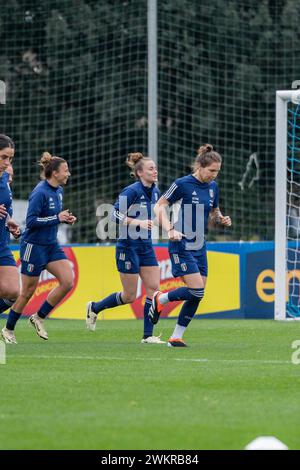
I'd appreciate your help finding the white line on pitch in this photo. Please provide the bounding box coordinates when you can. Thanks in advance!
[11,354,291,365]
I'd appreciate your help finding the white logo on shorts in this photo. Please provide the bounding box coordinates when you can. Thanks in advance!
[173,254,180,264]
[119,252,126,261]
[181,263,187,272]
[27,264,35,273]
[125,261,131,270]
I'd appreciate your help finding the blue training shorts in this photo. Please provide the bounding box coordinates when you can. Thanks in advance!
[116,243,158,274]
[20,240,67,277]
[0,245,17,267]
[169,242,208,278]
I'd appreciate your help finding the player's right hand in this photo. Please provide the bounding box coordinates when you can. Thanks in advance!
[59,209,73,223]
[168,228,183,241]
[139,219,153,230]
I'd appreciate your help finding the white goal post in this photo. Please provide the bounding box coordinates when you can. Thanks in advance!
[275,88,300,320]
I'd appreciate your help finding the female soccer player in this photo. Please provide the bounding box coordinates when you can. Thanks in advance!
[149,144,231,347]
[86,152,165,344]
[1,152,77,343]
[0,135,21,344]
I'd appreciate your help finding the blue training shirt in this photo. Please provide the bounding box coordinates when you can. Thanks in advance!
[0,171,13,247]
[113,180,160,246]
[163,174,219,251]
[22,180,63,245]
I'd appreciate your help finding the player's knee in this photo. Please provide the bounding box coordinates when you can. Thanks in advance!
[9,288,19,300]
[146,285,160,298]
[122,292,136,303]
[61,278,74,293]
[0,282,19,299]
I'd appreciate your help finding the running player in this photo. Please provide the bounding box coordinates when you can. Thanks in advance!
[86,152,165,344]
[1,152,77,343]
[0,135,21,342]
[149,144,231,347]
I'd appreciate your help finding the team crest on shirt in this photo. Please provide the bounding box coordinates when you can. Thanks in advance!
[209,189,214,198]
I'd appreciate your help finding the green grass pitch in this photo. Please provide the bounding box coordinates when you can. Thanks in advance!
[1,318,300,450]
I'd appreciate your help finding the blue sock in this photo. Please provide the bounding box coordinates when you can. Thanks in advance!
[6,308,22,331]
[143,297,154,338]
[177,288,204,327]
[168,287,203,302]
[37,300,54,319]
[177,299,200,327]
[92,292,124,314]
[0,298,14,314]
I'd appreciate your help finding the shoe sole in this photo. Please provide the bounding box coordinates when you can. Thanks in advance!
[28,317,48,340]
[167,341,187,347]
[141,340,167,344]
[149,293,162,325]
[86,302,96,331]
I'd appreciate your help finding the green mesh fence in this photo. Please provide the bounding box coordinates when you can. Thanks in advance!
[157,0,300,241]
[0,0,148,242]
[1,0,300,242]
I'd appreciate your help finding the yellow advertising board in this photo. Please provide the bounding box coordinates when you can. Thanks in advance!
[11,245,240,320]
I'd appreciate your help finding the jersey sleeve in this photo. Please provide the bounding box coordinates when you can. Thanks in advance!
[26,191,60,229]
[162,180,183,204]
[112,187,138,224]
[213,184,219,209]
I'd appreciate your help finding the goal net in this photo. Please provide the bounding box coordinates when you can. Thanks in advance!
[276,90,300,320]
[1,1,300,245]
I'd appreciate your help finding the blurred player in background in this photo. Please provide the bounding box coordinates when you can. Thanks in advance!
[149,144,231,347]
[5,163,15,244]
[86,152,165,344]
[1,152,77,344]
[0,135,21,341]
[6,162,13,185]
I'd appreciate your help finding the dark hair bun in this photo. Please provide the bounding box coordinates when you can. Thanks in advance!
[126,152,144,169]
[39,151,53,168]
[197,144,213,156]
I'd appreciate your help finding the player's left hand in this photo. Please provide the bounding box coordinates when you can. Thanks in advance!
[11,228,21,239]
[219,215,232,227]
[66,212,77,225]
